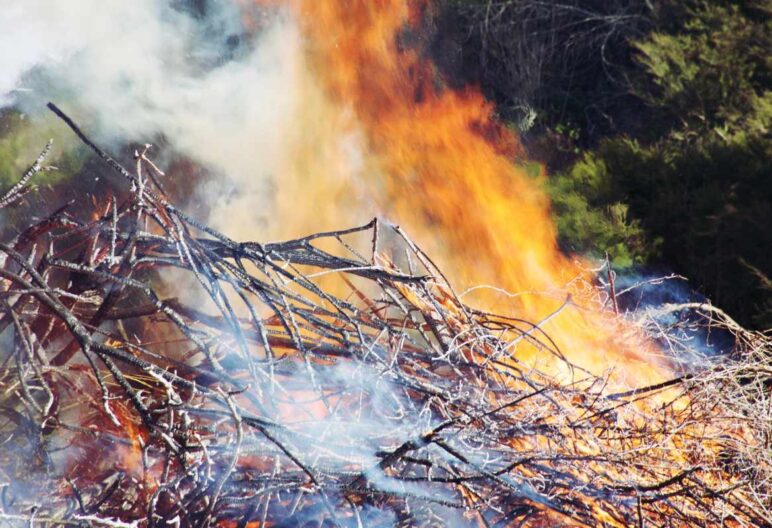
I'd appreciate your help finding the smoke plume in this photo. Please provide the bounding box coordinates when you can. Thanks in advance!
[1,0,357,237]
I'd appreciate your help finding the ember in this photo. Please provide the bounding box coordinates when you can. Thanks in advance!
[0,105,769,527]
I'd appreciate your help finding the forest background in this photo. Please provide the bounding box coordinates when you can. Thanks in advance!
[437,0,771,330]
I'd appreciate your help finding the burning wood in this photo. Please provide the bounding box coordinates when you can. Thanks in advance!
[0,105,769,527]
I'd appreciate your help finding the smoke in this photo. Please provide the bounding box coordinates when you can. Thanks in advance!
[1,0,350,237]
[612,271,736,369]
[0,2,385,519]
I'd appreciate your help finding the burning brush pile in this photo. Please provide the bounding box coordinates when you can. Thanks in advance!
[0,105,770,527]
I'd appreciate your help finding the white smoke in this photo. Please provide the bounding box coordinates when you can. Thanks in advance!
[1,0,303,232]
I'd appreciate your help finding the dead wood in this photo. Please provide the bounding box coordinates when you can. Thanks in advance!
[0,104,769,527]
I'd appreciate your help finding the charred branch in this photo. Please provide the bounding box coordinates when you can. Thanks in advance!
[0,105,769,527]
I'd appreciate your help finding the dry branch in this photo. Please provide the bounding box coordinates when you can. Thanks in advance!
[0,105,769,527]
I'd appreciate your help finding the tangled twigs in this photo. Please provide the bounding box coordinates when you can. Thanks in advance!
[0,105,769,527]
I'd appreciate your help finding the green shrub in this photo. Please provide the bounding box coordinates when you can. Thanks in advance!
[548,152,653,268]
[543,0,771,328]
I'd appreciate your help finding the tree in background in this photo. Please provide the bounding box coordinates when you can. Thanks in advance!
[438,0,652,137]
[441,0,771,328]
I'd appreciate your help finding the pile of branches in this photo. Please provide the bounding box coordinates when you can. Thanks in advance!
[0,104,770,527]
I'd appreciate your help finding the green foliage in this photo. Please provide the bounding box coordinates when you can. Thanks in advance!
[541,0,772,328]
[632,1,770,136]
[547,152,653,269]
[601,130,770,324]
[0,109,87,190]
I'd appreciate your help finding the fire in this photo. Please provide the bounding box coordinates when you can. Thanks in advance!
[3,102,764,527]
[251,0,668,385]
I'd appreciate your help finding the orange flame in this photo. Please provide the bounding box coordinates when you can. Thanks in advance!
[247,0,669,386]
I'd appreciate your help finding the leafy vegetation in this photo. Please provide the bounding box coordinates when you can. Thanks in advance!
[0,108,93,232]
[440,0,771,328]
[0,108,87,189]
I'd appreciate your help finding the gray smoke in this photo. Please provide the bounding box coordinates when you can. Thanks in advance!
[0,4,416,523]
[1,0,302,230]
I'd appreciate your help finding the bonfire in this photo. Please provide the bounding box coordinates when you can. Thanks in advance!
[0,105,770,527]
